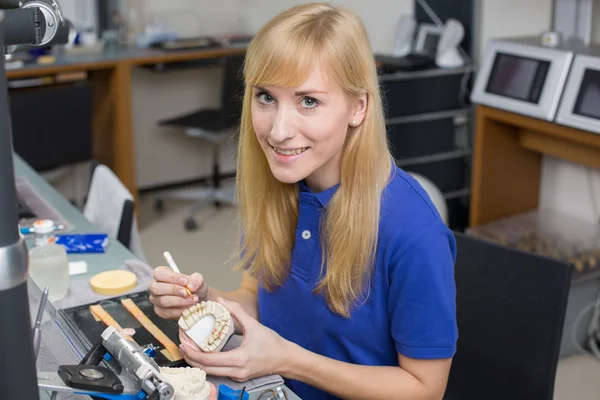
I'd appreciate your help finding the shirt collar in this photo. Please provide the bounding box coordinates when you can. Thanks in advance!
[299,180,339,207]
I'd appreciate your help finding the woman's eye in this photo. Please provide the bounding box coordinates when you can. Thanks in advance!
[301,97,319,109]
[258,93,274,104]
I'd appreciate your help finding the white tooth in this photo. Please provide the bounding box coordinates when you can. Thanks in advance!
[178,318,189,330]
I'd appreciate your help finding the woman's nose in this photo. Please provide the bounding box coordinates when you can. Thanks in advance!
[269,107,296,143]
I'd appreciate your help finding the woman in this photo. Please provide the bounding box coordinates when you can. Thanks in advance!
[149,3,457,399]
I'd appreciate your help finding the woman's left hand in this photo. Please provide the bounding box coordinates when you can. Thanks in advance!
[178,297,290,382]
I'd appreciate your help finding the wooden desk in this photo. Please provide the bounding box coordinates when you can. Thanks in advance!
[6,46,247,203]
[470,105,600,226]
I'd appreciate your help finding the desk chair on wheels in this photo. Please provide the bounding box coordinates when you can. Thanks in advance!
[155,54,245,231]
[444,232,573,400]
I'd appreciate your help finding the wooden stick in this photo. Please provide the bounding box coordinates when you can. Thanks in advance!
[89,304,137,343]
[120,298,183,362]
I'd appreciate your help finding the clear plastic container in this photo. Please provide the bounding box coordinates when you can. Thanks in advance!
[466,209,600,273]
[29,243,70,302]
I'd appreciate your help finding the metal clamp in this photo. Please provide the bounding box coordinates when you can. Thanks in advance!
[21,0,60,45]
[257,385,288,400]
[0,237,28,290]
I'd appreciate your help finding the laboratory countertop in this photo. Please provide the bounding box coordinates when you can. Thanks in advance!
[5,43,473,81]
[13,154,301,400]
[6,43,249,78]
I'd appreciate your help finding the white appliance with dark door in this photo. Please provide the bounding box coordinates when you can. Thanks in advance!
[471,37,574,121]
[556,51,600,134]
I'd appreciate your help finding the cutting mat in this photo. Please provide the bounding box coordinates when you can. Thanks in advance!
[59,290,186,367]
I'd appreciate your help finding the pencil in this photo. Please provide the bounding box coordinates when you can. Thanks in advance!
[163,251,193,297]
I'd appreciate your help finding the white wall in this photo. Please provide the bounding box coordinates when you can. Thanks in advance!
[58,0,98,34]
[476,0,553,64]
[244,0,414,53]
[593,1,600,43]
[539,158,600,223]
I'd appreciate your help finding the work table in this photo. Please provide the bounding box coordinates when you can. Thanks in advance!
[13,154,300,400]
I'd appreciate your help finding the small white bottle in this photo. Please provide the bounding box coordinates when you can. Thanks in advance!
[32,219,55,247]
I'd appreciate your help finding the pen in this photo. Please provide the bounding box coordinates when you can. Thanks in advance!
[33,286,49,360]
[163,251,193,297]
[20,224,65,235]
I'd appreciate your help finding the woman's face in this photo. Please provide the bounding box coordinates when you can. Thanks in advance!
[251,62,367,192]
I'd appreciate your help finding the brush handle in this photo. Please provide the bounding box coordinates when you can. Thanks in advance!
[163,251,181,274]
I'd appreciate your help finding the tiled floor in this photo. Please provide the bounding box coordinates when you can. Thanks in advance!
[137,192,600,399]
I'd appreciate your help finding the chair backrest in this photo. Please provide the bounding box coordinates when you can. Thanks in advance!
[220,54,246,121]
[83,164,146,262]
[444,232,572,400]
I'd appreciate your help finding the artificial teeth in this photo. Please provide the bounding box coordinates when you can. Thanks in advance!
[178,300,234,353]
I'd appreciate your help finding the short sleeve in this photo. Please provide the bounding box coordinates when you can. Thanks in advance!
[387,221,458,359]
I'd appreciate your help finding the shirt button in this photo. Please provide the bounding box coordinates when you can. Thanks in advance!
[302,230,311,240]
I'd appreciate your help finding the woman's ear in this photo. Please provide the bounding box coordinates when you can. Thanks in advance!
[349,92,368,127]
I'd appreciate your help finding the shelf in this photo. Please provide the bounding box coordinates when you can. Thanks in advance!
[445,188,471,200]
[470,105,600,227]
[397,149,472,167]
[139,58,223,73]
[378,65,474,82]
[387,108,471,125]
[477,106,600,169]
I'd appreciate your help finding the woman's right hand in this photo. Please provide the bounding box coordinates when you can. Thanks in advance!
[149,266,209,319]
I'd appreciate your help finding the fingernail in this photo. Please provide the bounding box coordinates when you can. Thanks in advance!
[218,297,227,304]
[179,289,187,297]
[192,295,198,302]
[179,277,188,286]
[179,345,185,353]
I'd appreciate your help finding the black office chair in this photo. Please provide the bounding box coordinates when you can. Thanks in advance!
[155,54,246,231]
[445,232,573,400]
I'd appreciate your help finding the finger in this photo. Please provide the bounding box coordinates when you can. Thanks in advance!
[154,266,189,286]
[187,273,207,296]
[150,294,197,308]
[182,355,240,378]
[153,306,184,320]
[149,280,194,299]
[180,343,246,368]
[217,298,255,331]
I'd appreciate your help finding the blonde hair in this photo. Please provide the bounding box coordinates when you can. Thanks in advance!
[235,2,393,317]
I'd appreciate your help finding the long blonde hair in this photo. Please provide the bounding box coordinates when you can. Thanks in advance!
[235,2,393,317]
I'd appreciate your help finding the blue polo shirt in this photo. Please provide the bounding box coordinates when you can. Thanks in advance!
[257,165,458,400]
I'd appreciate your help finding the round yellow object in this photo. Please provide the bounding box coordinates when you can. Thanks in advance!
[90,270,137,295]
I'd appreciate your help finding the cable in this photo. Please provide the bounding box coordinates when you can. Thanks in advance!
[588,168,600,224]
[572,284,600,361]
[458,67,471,108]
[415,0,444,26]
[572,300,595,354]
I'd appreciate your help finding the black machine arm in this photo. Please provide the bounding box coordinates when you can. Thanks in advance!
[0,1,71,399]
[3,7,47,46]
[2,0,71,47]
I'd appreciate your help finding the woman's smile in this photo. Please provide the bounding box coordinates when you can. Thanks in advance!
[270,145,310,164]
